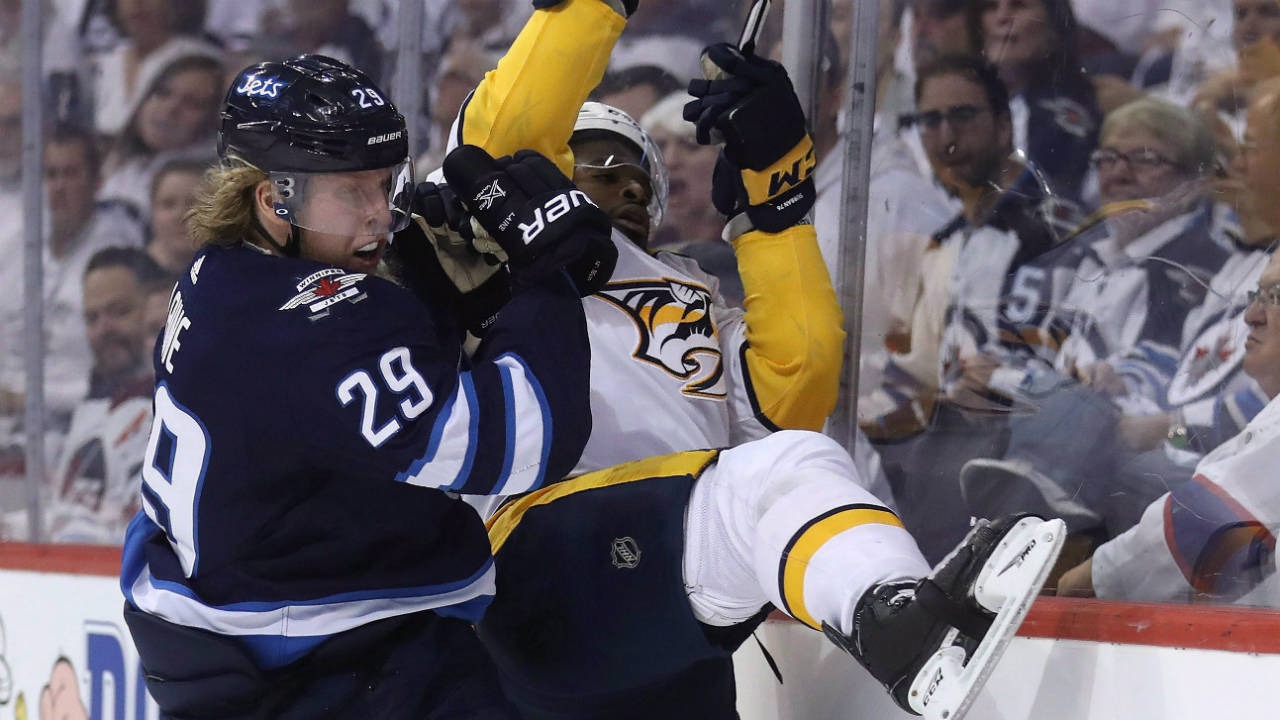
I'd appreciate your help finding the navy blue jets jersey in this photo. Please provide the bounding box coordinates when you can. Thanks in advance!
[121,243,591,669]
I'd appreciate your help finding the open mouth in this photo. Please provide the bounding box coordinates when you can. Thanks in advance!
[352,238,384,267]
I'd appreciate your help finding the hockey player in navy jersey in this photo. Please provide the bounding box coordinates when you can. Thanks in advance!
[410,2,1068,719]
[119,54,612,718]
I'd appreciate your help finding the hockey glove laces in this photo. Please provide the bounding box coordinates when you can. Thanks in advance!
[443,145,617,296]
[684,42,817,235]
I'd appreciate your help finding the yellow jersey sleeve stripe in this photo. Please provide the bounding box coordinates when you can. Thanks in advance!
[777,504,905,629]
[487,449,720,554]
[459,0,624,177]
[733,223,845,431]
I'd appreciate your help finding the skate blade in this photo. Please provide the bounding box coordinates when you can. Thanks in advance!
[907,518,1066,720]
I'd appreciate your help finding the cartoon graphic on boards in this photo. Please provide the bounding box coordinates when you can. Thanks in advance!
[0,612,155,720]
[39,658,89,720]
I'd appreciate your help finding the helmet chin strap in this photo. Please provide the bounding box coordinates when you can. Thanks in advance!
[249,213,303,258]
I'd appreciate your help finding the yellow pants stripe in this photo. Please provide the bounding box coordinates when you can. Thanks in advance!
[779,505,905,629]
[487,450,720,554]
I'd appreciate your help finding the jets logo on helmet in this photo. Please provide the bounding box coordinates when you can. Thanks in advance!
[234,74,288,99]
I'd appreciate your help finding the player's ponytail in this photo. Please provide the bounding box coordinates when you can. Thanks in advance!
[185,158,268,249]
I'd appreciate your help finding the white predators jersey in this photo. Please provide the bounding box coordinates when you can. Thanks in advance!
[46,390,151,544]
[1093,394,1280,605]
[575,231,767,475]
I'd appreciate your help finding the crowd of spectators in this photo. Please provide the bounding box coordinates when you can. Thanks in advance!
[3,0,1278,610]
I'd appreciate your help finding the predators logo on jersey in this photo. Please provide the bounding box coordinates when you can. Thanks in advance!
[596,278,727,399]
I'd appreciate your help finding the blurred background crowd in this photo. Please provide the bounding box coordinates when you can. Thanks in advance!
[3,0,1280,608]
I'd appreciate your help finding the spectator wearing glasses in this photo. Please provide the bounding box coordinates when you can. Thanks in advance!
[1057,248,1280,604]
[864,55,1081,560]
[963,97,1259,539]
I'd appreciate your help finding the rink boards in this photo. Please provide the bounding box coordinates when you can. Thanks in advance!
[2,543,1279,719]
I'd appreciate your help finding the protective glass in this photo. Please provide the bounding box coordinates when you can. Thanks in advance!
[903,104,990,134]
[574,138,669,230]
[270,158,413,237]
[1247,283,1280,308]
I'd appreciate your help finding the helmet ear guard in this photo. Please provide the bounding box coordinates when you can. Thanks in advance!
[572,101,669,230]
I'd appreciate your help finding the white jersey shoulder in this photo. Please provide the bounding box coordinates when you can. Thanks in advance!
[575,232,759,474]
[1093,395,1280,604]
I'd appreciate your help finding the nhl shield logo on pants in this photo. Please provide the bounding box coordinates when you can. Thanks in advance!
[611,537,642,569]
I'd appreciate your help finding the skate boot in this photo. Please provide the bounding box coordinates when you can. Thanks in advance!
[823,514,1065,720]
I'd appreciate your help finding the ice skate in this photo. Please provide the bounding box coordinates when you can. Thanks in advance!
[824,514,1066,720]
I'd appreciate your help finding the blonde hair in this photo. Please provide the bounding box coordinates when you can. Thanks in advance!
[185,159,269,248]
[1102,97,1217,176]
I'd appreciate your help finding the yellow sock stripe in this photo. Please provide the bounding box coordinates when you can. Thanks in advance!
[778,505,905,630]
[486,450,720,554]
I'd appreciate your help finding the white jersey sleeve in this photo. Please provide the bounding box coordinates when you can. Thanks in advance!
[1092,395,1280,604]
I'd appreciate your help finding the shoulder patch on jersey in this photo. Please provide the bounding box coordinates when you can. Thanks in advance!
[595,278,727,399]
[279,269,369,319]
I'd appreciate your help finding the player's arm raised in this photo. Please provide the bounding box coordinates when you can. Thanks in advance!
[685,44,844,432]
[306,149,611,496]
[453,0,632,175]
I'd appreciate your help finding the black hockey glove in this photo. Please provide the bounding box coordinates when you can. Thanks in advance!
[442,145,617,296]
[684,42,816,234]
[531,0,637,17]
[388,182,512,337]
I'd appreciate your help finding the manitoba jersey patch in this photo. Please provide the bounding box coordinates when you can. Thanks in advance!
[279,269,369,320]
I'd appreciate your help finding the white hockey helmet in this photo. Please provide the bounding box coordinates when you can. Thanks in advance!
[572,101,669,230]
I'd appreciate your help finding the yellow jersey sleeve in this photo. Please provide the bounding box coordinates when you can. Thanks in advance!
[457,0,626,177]
[733,223,845,431]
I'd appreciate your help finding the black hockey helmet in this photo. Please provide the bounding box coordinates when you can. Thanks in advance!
[220,54,413,238]
[220,54,408,173]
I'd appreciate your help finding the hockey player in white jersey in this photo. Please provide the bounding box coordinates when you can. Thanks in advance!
[412,1,1067,718]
